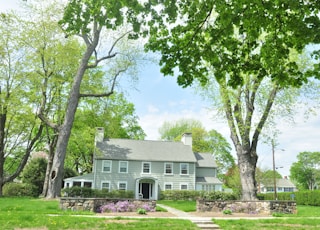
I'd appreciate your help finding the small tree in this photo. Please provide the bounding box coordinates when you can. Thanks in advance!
[21,157,47,196]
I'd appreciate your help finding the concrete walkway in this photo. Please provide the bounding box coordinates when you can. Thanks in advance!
[156,204,220,229]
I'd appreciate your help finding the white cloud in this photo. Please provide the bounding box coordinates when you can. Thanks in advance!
[139,100,320,178]
[147,104,160,113]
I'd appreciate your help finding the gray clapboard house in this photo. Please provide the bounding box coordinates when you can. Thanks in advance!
[64,128,222,200]
[260,178,297,193]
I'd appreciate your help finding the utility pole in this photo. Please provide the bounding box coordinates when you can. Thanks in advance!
[272,140,277,200]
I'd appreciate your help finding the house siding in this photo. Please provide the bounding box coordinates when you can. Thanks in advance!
[196,168,216,177]
[94,159,196,191]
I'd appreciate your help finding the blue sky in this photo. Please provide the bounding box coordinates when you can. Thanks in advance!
[126,62,320,177]
[2,0,320,178]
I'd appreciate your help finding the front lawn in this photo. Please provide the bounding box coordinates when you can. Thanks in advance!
[0,197,199,230]
[156,200,196,212]
[214,205,320,230]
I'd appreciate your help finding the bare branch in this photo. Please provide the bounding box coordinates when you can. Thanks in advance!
[79,68,126,98]
[37,112,59,130]
[86,30,132,69]
[251,83,279,150]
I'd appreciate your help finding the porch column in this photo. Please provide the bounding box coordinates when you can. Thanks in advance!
[135,179,140,199]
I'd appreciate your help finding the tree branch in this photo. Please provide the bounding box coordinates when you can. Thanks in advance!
[86,30,132,69]
[79,68,126,98]
[251,83,279,150]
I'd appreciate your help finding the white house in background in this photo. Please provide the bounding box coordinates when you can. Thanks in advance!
[260,177,298,193]
[64,128,223,200]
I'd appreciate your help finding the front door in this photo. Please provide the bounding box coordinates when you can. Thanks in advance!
[141,183,150,199]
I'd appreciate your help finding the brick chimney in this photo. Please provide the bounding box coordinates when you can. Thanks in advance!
[181,133,192,147]
[95,127,104,143]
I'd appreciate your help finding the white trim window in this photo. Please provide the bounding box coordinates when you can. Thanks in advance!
[180,163,189,175]
[164,162,173,175]
[164,183,173,190]
[180,183,188,190]
[102,160,112,172]
[119,161,128,173]
[142,162,151,174]
[101,181,110,191]
[118,181,127,191]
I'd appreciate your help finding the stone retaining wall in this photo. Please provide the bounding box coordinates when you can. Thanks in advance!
[60,198,156,213]
[197,200,297,214]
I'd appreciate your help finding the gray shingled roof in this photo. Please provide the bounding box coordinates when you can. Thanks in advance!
[64,173,94,181]
[262,178,296,187]
[196,177,222,184]
[95,139,197,162]
[194,152,218,168]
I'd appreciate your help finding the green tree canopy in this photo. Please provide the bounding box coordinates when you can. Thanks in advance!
[158,119,234,176]
[66,93,145,173]
[146,0,320,201]
[290,151,320,190]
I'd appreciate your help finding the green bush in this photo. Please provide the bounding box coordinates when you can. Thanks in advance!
[160,190,238,201]
[3,182,38,197]
[61,187,134,198]
[160,190,199,200]
[199,191,238,200]
[258,191,320,206]
[21,158,47,196]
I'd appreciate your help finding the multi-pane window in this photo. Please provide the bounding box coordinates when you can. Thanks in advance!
[164,183,173,190]
[180,183,188,190]
[284,187,294,192]
[180,163,189,175]
[119,161,128,173]
[118,182,127,191]
[102,160,112,172]
[73,182,81,187]
[266,187,274,192]
[101,181,110,191]
[142,162,151,173]
[164,163,173,174]
[84,182,92,188]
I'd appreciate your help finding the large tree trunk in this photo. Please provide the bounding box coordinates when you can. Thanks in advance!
[237,148,258,200]
[41,144,55,197]
[45,38,97,198]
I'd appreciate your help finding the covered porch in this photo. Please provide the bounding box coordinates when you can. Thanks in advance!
[135,177,159,200]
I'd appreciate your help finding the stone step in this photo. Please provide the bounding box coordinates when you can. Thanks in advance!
[192,220,220,229]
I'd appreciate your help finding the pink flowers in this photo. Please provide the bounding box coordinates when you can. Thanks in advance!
[99,200,155,213]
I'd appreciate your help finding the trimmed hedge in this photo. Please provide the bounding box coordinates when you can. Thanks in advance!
[160,190,238,201]
[62,187,134,198]
[3,182,38,197]
[258,190,320,206]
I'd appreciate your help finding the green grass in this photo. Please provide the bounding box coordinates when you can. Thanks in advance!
[0,197,199,230]
[158,200,320,229]
[214,205,320,230]
[157,200,196,212]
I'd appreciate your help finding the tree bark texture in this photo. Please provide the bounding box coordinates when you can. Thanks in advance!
[45,34,98,198]
[220,81,278,200]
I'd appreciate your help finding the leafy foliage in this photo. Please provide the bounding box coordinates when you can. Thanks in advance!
[159,119,234,176]
[66,93,145,173]
[21,157,48,196]
[259,190,320,206]
[290,151,320,190]
[3,182,38,197]
[62,187,134,198]
[160,190,237,201]
[146,0,320,200]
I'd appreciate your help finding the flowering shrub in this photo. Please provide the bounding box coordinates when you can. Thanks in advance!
[99,200,155,213]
